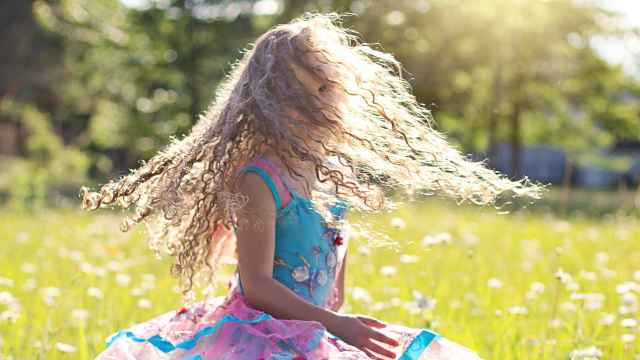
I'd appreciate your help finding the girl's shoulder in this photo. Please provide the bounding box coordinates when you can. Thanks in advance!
[236,157,293,211]
[235,167,279,215]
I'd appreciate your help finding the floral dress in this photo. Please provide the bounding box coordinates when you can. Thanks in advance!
[97,156,481,359]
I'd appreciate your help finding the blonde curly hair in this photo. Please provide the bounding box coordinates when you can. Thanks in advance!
[81,12,544,301]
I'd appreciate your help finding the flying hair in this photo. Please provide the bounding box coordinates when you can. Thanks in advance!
[81,12,545,302]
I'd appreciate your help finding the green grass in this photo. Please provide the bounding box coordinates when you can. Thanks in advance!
[0,199,638,359]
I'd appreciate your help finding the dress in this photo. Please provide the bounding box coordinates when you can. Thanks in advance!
[97,156,481,359]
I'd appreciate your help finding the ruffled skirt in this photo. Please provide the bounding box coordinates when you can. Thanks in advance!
[97,290,480,359]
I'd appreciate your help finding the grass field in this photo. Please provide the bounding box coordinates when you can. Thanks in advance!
[0,197,638,359]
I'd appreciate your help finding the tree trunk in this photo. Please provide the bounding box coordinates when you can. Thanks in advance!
[635,179,640,209]
[487,65,503,169]
[487,118,498,167]
[617,179,628,210]
[560,156,573,215]
[510,101,522,179]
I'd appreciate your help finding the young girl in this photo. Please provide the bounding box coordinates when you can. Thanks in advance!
[82,13,542,359]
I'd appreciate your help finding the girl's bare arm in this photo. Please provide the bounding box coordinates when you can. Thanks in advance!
[235,172,398,358]
[331,252,346,312]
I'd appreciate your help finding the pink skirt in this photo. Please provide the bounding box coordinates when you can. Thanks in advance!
[97,289,480,359]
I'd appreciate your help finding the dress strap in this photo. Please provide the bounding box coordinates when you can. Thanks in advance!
[254,156,293,207]
[238,157,292,209]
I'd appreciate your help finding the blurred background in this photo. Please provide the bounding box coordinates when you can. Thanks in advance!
[1,0,639,214]
[1,1,640,359]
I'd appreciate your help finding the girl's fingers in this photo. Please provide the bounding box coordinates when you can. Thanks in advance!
[368,328,400,347]
[357,316,387,328]
[362,348,384,360]
[362,349,373,359]
[365,340,397,359]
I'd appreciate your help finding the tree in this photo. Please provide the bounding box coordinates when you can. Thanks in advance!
[340,0,639,178]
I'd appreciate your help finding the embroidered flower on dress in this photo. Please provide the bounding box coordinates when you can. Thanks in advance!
[177,307,188,315]
[274,257,288,267]
[326,252,337,268]
[316,270,328,286]
[292,266,310,282]
[333,234,344,246]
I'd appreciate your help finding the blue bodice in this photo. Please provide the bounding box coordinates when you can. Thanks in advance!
[236,157,348,308]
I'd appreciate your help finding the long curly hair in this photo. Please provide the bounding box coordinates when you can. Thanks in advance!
[81,12,544,301]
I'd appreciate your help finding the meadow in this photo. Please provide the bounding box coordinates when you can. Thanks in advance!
[0,194,638,359]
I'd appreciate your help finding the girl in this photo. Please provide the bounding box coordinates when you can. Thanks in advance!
[82,13,542,359]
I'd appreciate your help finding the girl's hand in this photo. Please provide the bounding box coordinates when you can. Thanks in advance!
[331,314,400,359]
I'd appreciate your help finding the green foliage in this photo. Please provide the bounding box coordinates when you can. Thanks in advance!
[340,1,640,172]
[1,0,639,204]
[0,99,90,208]
[88,100,130,149]
[27,0,267,173]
